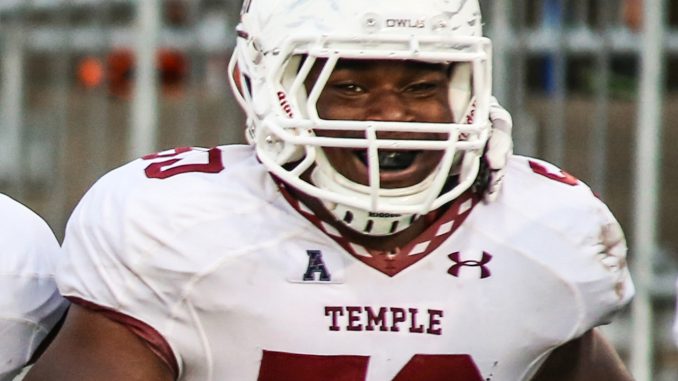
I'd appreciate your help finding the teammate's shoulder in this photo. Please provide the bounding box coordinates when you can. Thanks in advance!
[0,193,56,244]
[0,193,59,278]
[0,193,43,223]
[0,195,65,381]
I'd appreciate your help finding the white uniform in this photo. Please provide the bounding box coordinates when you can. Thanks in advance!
[0,195,68,381]
[674,279,678,346]
[57,145,633,381]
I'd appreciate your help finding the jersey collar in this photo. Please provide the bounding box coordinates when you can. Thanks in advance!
[276,178,480,277]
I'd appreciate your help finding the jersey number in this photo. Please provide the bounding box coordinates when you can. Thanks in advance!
[528,160,578,186]
[258,351,483,381]
[143,147,224,179]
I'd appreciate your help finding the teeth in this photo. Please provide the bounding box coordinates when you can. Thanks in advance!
[355,151,418,170]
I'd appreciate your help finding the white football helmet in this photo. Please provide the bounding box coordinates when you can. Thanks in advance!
[230,0,492,235]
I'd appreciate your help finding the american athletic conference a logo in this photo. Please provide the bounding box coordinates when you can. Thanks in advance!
[303,250,331,282]
[447,251,493,279]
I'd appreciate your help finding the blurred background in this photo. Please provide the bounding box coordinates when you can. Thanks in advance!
[0,0,675,380]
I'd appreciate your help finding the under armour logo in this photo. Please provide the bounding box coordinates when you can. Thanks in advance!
[303,250,331,282]
[447,251,493,279]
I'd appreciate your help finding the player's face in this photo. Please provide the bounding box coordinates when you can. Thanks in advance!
[305,59,453,189]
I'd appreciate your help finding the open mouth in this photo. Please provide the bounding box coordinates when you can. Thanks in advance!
[355,150,421,171]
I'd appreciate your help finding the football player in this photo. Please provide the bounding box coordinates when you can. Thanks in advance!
[26,0,633,380]
[0,194,68,381]
[675,295,678,348]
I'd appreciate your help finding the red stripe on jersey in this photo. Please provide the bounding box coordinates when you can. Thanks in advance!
[67,296,179,379]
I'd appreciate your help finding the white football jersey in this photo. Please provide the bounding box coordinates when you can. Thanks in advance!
[674,279,678,346]
[0,194,68,381]
[58,145,633,381]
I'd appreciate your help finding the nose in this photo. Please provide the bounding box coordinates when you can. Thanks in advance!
[364,91,415,122]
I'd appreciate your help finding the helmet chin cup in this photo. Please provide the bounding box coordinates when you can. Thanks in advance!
[325,202,419,236]
[310,148,437,235]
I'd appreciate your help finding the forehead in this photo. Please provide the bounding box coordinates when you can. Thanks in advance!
[329,59,451,75]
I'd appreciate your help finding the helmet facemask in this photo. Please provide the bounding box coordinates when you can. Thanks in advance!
[230,0,492,236]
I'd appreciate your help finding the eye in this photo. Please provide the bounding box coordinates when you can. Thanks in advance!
[330,82,366,96]
[404,80,443,97]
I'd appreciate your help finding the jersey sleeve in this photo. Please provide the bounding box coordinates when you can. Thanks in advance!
[573,195,634,332]
[0,195,68,381]
[56,147,249,378]
[503,157,634,341]
[56,157,186,376]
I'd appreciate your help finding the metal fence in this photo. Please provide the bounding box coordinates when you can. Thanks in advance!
[0,0,676,380]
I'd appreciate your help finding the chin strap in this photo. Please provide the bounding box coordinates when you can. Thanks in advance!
[309,162,425,236]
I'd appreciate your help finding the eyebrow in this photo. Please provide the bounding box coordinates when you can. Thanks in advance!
[332,59,451,73]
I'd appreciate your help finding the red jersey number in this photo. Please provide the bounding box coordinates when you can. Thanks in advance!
[528,160,579,186]
[258,351,484,381]
[143,147,225,179]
